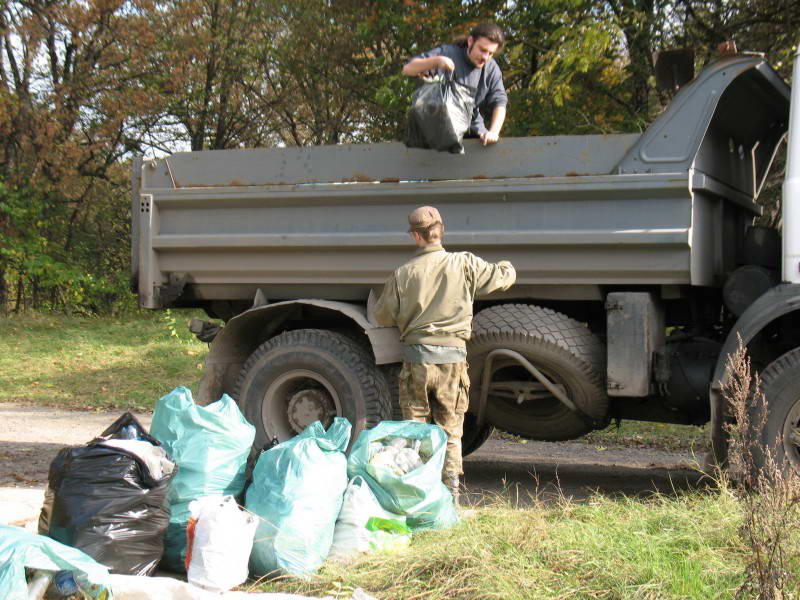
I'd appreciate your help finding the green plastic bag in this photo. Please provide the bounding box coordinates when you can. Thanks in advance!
[246,418,351,579]
[0,525,111,600]
[150,386,255,572]
[347,420,458,530]
[365,517,412,553]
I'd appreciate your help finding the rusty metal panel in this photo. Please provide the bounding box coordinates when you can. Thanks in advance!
[606,292,665,397]
[142,135,641,190]
[137,171,708,308]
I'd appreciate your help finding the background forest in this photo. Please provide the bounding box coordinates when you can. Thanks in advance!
[0,0,798,314]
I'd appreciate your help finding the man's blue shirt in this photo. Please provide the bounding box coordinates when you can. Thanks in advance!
[413,43,508,136]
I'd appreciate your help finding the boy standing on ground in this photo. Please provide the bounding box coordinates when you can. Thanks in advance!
[371,206,516,505]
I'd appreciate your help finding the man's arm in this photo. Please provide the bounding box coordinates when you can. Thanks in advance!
[466,254,516,296]
[480,105,507,145]
[371,276,401,327]
[479,62,508,145]
[402,55,455,77]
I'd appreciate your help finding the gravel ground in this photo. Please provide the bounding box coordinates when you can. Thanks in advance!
[0,402,708,520]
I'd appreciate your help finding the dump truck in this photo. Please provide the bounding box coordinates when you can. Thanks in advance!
[133,49,800,471]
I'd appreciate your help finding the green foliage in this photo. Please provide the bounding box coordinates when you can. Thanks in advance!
[0,178,133,314]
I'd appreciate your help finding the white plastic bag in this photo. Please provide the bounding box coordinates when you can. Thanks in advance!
[329,477,410,560]
[186,496,258,592]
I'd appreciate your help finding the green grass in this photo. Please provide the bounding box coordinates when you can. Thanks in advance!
[0,310,210,411]
[251,490,746,599]
[583,420,708,453]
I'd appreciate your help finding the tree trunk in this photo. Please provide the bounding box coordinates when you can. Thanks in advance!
[0,265,7,314]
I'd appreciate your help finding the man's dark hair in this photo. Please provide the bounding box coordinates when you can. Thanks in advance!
[453,22,505,51]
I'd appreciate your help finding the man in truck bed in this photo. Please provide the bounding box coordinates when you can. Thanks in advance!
[372,206,516,504]
[402,22,508,145]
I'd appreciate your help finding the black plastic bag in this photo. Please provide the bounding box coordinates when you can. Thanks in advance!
[405,73,476,154]
[42,413,176,576]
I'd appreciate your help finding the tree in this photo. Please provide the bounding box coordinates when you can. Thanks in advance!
[147,0,274,151]
[0,0,158,312]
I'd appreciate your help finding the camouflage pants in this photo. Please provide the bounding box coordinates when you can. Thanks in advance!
[398,361,470,478]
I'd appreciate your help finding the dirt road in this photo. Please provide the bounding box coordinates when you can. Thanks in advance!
[0,402,706,522]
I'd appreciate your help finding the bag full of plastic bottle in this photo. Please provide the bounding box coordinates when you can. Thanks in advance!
[246,418,351,579]
[347,420,458,531]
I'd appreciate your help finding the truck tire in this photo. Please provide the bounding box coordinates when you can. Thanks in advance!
[378,364,405,421]
[234,329,391,450]
[468,304,608,441]
[378,364,494,456]
[756,347,800,475]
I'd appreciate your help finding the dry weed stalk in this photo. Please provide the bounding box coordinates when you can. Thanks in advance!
[721,341,800,599]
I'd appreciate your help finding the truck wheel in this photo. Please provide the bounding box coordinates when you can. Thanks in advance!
[379,364,494,456]
[461,414,494,456]
[756,347,800,475]
[469,304,608,441]
[234,329,391,449]
[378,364,405,421]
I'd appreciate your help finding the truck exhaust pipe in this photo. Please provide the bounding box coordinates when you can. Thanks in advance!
[783,44,800,283]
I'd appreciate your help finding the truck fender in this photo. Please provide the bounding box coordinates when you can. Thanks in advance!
[709,283,800,462]
[196,299,401,405]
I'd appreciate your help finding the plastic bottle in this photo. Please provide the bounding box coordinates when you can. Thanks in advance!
[26,570,53,600]
[50,570,80,598]
[119,424,139,440]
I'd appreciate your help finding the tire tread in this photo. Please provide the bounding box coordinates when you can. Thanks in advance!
[234,329,391,431]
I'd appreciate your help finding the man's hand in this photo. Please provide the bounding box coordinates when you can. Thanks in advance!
[436,56,455,73]
[403,55,455,78]
[480,130,500,145]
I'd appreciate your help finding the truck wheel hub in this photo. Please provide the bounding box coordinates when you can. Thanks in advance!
[783,400,800,469]
[287,389,335,433]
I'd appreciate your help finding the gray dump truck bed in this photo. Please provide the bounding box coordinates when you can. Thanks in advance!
[133,55,790,310]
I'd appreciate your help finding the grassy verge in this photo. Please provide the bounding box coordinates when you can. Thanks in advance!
[4,313,796,597]
[492,419,708,454]
[581,420,708,453]
[253,489,746,599]
[0,310,210,411]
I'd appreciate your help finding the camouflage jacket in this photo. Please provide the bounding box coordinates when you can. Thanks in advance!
[372,244,515,348]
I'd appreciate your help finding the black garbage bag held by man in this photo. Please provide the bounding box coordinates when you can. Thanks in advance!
[403,22,508,152]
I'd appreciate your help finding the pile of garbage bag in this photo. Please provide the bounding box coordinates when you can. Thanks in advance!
[1,524,374,599]
[23,384,459,595]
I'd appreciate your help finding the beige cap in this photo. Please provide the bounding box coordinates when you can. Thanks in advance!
[408,205,442,231]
